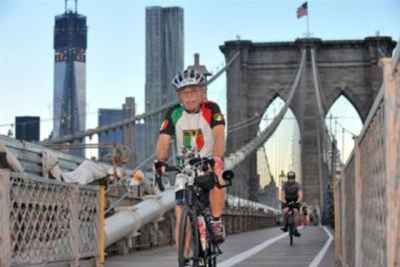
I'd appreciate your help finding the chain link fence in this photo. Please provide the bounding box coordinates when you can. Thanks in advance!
[359,99,387,267]
[344,155,356,267]
[0,171,101,267]
[334,57,400,267]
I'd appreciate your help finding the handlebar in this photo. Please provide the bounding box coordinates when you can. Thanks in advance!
[155,158,234,190]
[287,201,299,209]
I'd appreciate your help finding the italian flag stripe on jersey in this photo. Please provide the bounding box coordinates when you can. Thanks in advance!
[171,106,184,125]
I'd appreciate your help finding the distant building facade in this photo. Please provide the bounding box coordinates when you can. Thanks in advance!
[144,6,184,159]
[15,116,40,142]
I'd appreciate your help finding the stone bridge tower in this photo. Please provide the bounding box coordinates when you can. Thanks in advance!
[220,37,396,207]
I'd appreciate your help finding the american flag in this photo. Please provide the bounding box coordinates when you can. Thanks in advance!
[297,2,308,19]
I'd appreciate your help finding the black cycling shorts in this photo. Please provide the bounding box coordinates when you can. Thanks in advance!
[176,190,210,206]
[176,190,185,206]
[282,201,300,210]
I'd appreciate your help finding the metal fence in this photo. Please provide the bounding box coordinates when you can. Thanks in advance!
[106,205,277,257]
[334,57,400,267]
[359,100,387,267]
[0,171,102,267]
[344,155,355,267]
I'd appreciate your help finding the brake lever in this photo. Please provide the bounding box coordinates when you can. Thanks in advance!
[154,173,165,192]
[215,173,233,189]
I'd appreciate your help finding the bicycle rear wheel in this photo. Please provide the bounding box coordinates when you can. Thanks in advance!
[288,214,295,246]
[178,206,200,267]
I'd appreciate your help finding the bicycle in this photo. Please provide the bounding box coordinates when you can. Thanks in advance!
[287,201,297,246]
[158,156,234,267]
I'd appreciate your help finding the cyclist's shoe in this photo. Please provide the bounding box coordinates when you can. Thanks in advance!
[280,225,288,232]
[183,258,191,267]
[184,258,205,267]
[211,218,225,244]
[294,229,301,237]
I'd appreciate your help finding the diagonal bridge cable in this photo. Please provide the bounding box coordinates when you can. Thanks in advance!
[224,49,307,170]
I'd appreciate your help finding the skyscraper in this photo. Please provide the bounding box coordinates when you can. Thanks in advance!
[145,6,184,159]
[52,1,87,157]
[97,97,139,168]
[98,109,124,161]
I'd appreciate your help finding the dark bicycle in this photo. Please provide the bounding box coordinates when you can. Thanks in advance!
[159,157,234,267]
[287,201,297,246]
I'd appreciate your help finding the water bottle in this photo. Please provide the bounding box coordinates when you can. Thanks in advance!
[197,215,207,251]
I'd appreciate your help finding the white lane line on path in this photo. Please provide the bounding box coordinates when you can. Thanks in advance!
[219,231,288,267]
[308,226,333,267]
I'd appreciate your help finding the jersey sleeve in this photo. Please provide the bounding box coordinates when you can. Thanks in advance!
[296,182,302,191]
[159,108,175,136]
[208,102,226,128]
[282,182,287,193]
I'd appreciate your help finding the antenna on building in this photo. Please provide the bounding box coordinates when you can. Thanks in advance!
[65,0,78,13]
[188,53,211,77]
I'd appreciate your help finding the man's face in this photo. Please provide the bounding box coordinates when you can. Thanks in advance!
[177,85,205,112]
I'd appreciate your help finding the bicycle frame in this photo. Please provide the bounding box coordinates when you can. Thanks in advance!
[161,156,233,266]
[287,202,297,246]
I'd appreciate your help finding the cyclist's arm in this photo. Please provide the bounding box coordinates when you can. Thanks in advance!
[156,108,175,161]
[212,125,225,158]
[297,190,304,203]
[280,187,287,203]
[155,134,171,161]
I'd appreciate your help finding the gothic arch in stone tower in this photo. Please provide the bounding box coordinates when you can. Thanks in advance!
[220,37,396,206]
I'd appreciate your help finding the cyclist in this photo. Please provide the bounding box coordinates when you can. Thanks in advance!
[280,171,303,237]
[154,68,227,254]
[300,205,310,226]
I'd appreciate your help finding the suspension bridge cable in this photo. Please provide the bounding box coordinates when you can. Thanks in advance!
[45,51,241,145]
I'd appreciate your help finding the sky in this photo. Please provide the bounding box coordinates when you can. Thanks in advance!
[257,95,363,188]
[1,0,399,182]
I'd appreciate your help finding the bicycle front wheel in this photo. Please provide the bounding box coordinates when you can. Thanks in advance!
[207,242,217,267]
[288,223,294,246]
[178,206,200,267]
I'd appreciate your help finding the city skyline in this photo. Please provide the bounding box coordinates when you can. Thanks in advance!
[0,1,398,172]
[1,1,398,137]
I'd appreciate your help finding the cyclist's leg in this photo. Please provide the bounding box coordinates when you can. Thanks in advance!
[209,186,226,243]
[293,205,301,227]
[293,206,301,237]
[280,206,289,231]
[305,214,310,225]
[209,186,225,218]
[281,201,289,226]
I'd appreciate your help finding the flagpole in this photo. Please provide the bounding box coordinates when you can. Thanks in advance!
[306,4,310,37]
